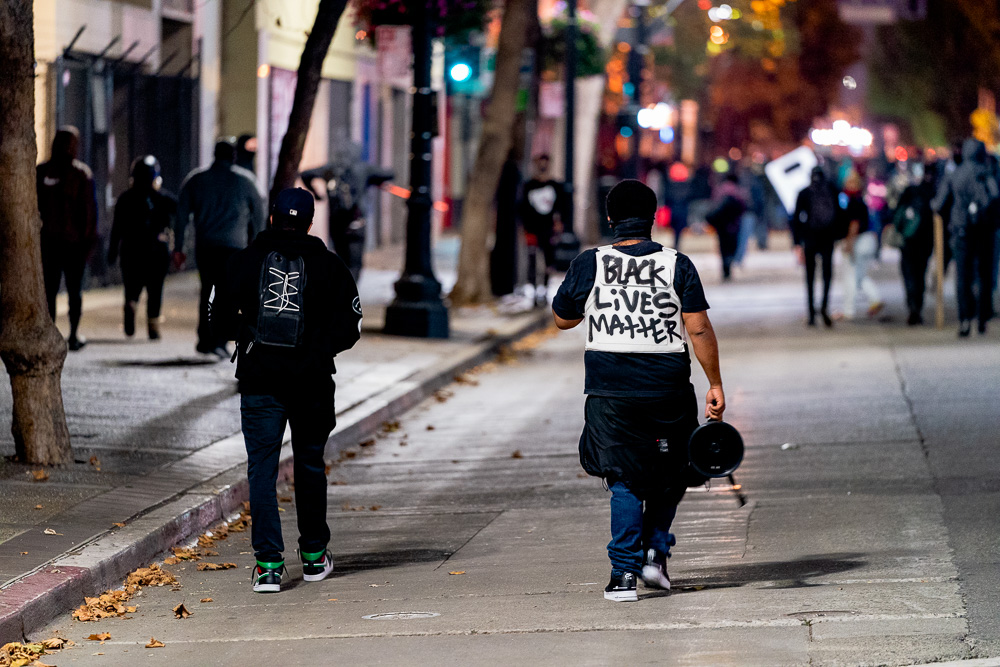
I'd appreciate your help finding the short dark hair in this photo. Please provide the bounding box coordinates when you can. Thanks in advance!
[606,179,657,223]
[214,138,236,163]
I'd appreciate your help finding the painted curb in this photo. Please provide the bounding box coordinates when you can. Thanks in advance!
[0,309,550,642]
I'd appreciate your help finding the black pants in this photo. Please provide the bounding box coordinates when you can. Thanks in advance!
[121,243,169,320]
[718,229,738,280]
[41,238,88,336]
[196,245,239,350]
[803,240,834,316]
[330,211,365,283]
[952,225,996,324]
[900,241,932,319]
[241,382,336,563]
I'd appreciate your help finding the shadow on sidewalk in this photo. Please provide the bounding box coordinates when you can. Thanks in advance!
[330,548,452,576]
[672,553,867,593]
[104,357,220,368]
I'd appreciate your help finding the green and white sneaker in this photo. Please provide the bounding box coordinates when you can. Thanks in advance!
[252,561,286,593]
[301,549,334,582]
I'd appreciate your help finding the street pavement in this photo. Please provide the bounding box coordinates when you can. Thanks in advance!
[26,235,1000,666]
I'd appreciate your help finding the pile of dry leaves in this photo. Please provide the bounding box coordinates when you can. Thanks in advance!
[0,637,71,667]
[72,564,176,622]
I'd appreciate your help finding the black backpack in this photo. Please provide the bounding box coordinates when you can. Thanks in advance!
[254,251,306,348]
[965,168,999,226]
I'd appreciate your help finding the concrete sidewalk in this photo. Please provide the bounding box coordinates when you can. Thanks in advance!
[0,241,549,642]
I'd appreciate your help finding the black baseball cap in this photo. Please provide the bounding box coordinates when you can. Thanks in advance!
[271,187,315,230]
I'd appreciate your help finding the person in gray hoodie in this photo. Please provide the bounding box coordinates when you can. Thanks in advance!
[175,139,266,356]
[932,138,998,336]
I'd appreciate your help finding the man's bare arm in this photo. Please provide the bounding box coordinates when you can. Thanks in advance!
[553,312,583,330]
[682,310,725,420]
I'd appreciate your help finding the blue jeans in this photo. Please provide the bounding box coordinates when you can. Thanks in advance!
[241,383,336,562]
[608,481,682,574]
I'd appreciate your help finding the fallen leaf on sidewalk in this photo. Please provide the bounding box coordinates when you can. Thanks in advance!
[172,603,191,619]
[433,389,454,403]
[20,552,27,556]
[31,470,49,482]
[369,505,382,511]
[42,528,62,536]
[34,505,43,510]
[327,598,338,601]
[145,638,165,648]
[89,455,101,469]
[359,438,376,448]
[126,606,137,613]
[511,450,523,459]
[453,373,479,386]
[278,495,293,503]
[196,562,237,571]
[426,424,435,431]
[448,571,466,575]
[87,633,111,642]
[113,522,126,528]
[324,464,332,476]
[330,480,347,486]
[379,421,400,433]
[200,598,213,603]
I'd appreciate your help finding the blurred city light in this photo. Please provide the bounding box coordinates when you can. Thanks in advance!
[669,161,690,181]
[659,127,675,143]
[712,157,730,173]
[637,102,673,129]
[449,63,472,82]
[810,120,874,149]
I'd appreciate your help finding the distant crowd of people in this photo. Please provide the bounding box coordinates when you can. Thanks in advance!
[787,140,998,335]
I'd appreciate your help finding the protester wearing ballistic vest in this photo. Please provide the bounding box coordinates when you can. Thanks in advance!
[211,187,362,593]
[552,179,725,602]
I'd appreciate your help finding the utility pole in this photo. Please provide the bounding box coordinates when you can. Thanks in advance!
[384,4,450,338]
[563,0,577,235]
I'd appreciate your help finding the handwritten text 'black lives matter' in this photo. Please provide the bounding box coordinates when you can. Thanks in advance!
[588,254,682,345]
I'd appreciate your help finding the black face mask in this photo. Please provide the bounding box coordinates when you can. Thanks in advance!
[611,217,654,241]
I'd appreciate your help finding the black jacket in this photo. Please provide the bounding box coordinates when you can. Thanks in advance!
[108,187,177,264]
[212,229,362,393]
[932,138,1000,232]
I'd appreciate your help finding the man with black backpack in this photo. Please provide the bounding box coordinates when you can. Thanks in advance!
[211,187,362,593]
[792,166,842,327]
[932,138,998,336]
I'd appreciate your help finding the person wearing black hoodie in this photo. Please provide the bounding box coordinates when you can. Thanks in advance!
[211,187,362,593]
[791,166,840,327]
[37,126,98,350]
[932,138,998,336]
[107,156,177,339]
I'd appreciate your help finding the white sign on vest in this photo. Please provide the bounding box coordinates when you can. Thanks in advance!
[584,246,687,354]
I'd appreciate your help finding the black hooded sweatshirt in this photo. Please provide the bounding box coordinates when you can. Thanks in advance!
[212,228,362,394]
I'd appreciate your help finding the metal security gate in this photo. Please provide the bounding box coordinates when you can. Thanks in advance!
[50,48,199,285]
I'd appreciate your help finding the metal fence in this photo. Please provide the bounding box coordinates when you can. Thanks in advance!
[47,49,199,285]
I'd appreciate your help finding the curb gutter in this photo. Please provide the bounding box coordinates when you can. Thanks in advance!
[0,309,550,642]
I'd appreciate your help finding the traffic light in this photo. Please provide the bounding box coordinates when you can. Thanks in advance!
[446,44,481,94]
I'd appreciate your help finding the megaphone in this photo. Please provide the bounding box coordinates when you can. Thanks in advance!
[688,420,744,479]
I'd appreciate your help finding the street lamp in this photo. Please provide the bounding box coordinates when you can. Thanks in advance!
[383,3,450,338]
[563,0,578,237]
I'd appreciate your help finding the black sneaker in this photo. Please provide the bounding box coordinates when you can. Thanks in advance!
[301,549,334,582]
[252,561,286,593]
[604,570,638,602]
[959,320,972,338]
[67,335,87,351]
[641,549,671,591]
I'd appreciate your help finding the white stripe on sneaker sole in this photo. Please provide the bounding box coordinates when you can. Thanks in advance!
[604,589,638,602]
[642,565,671,591]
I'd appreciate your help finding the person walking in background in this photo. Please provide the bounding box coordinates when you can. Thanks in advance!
[705,173,746,281]
[107,156,177,340]
[175,138,266,358]
[236,134,257,175]
[792,167,840,327]
[210,188,362,593]
[519,154,566,306]
[893,162,937,325]
[932,138,998,336]
[300,142,394,282]
[838,171,883,321]
[37,126,98,351]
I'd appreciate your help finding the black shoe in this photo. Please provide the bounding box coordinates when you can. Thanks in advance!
[821,310,833,328]
[301,549,334,582]
[604,570,638,602]
[907,312,923,326]
[148,320,161,340]
[196,342,214,354]
[959,320,972,338]
[978,320,988,335]
[807,312,816,327]
[67,335,87,351]
[641,549,671,591]
[251,561,286,593]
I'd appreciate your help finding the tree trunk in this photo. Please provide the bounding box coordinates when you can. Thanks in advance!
[269,0,350,204]
[0,0,73,465]
[450,0,537,306]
